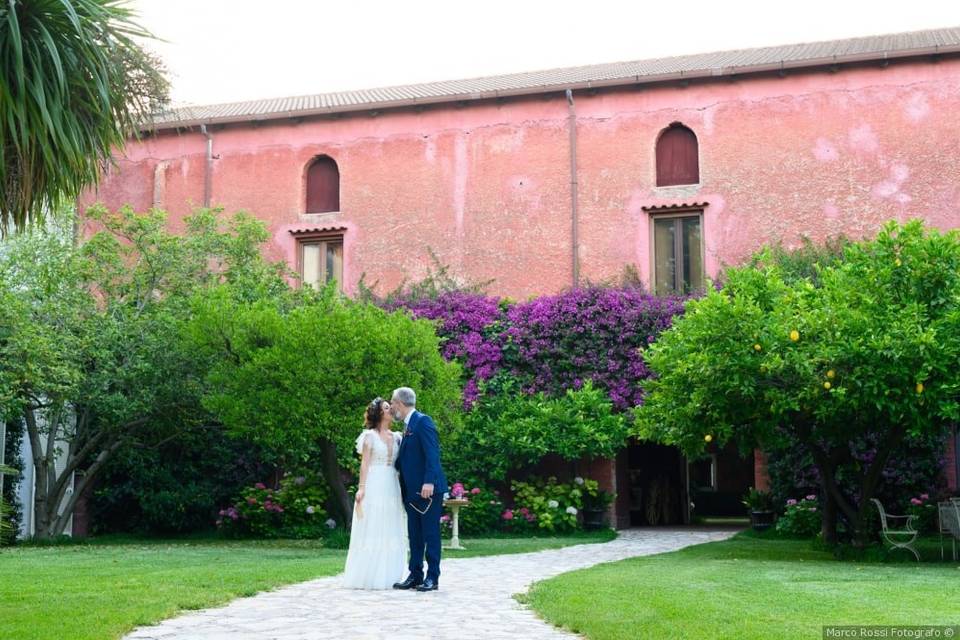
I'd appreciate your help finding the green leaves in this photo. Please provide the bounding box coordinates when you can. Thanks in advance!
[188,282,463,468]
[448,377,629,482]
[0,464,16,540]
[0,205,291,536]
[636,218,960,460]
[0,0,169,234]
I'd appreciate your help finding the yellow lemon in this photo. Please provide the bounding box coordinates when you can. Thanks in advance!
[827,370,835,379]
[704,434,713,443]
[823,381,832,390]
[916,382,924,394]
[789,330,800,342]
[754,343,762,352]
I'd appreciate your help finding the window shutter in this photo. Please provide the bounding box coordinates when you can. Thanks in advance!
[306,156,340,213]
[656,125,699,186]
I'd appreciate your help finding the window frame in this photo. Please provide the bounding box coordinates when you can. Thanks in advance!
[295,231,344,292]
[649,209,705,296]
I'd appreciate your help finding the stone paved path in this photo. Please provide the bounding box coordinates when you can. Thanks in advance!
[125,528,737,640]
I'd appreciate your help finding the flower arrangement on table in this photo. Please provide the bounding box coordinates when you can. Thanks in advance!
[441,482,501,535]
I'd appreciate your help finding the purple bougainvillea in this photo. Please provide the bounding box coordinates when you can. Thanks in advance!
[388,288,688,410]
[387,292,506,407]
[504,288,686,410]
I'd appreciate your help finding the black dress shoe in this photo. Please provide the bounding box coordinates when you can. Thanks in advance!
[416,578,438,592]
[393,575,423,590]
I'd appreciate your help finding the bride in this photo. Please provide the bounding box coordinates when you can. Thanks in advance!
[342,397,407,589]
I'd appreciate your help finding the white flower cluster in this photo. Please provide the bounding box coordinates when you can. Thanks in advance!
[566,506,578,515]
[547,499,560,508]
[325,518,337,529]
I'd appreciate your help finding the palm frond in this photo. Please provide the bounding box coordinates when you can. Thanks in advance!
[0,0,169,235]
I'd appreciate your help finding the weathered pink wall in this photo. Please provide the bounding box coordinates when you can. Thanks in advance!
[80,58,960,298]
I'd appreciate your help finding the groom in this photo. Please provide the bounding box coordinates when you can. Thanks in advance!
[390,386,447,592]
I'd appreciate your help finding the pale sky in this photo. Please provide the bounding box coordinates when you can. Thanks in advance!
[131,0,960,107]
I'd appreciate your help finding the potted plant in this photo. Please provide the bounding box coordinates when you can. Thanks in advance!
[742,487,775,532]
[581,479,615,530]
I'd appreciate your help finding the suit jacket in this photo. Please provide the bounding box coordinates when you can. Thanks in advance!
[395,410,448,500]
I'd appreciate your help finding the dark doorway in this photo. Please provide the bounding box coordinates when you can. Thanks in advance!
[625,441,686,526]
[688,441,754,518]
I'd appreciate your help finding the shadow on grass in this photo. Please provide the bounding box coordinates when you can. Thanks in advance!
[739,526,960,564]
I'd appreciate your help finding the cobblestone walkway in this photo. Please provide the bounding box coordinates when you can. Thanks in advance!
[125,528,736,640]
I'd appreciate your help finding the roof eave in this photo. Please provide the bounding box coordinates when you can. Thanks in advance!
[141,44,960,133]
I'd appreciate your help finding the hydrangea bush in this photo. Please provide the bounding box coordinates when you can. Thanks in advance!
[775,495,821,538]
[906,493,938,534]
[217,472,330,538]
[510,476,585,533]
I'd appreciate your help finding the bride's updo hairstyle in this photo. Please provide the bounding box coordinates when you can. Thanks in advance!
[365,397,384,429]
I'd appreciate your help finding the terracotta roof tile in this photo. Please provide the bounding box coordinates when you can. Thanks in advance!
[148,26,960,130]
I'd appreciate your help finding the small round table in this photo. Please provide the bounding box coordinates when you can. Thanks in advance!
[443,498,470,550]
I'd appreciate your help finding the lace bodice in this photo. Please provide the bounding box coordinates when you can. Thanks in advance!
[355,430,402,466]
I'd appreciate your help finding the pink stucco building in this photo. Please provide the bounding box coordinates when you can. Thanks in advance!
[82,27,960,527]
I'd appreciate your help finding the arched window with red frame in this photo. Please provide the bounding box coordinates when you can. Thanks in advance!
[305,155,340,213]
[656,123,699,187]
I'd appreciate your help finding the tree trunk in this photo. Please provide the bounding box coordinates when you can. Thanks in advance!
[26,407,137,539]
[810,446,859,544]
[820,486,839,545]
[319,438,353,527]
[24,408,56,540]
[851,432,902,548]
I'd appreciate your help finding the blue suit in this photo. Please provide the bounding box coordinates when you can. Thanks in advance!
[395,410,447,583]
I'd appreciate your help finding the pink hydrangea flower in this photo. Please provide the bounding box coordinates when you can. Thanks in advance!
[786,499,797,506]
[920,493,929,501]
[440,515,450,523]
[805,494,817,501]
[254,482,266,490]
[502,510,514,520]
[911,498,923,505]
[471,488,481,495]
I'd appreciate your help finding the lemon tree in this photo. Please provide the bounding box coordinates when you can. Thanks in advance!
[636,220,960,546]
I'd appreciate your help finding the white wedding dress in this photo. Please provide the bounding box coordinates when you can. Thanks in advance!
[342,430,408,589]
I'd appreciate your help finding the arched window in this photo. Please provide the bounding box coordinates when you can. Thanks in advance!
[305,156,340,213]
[655,124,699,187]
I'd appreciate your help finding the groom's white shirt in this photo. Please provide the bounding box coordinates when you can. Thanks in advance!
[403,410,414,427]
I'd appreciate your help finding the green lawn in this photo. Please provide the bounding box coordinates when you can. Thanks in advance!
[526,532,960,640]
[0,530,613,640]
[444,528,616,558]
